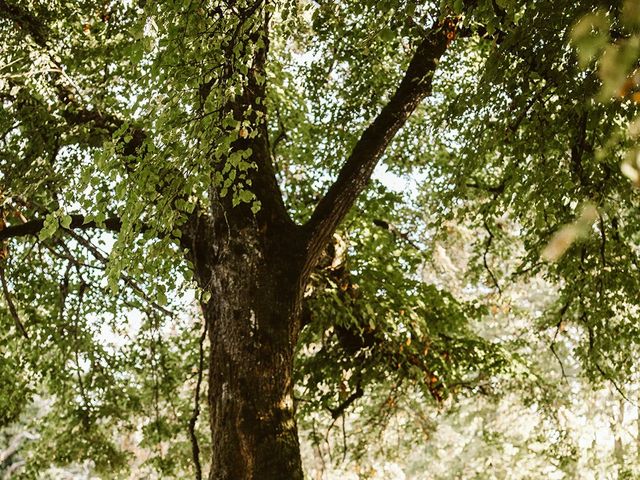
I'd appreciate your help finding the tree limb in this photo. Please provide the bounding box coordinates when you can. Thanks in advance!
[0,214,122,242]
[189,312,209,480]
[215,4,294,230]
[302,21,452,269]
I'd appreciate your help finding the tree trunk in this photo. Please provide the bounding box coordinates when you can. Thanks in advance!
[181,11,450,478]
[193,216,306,480]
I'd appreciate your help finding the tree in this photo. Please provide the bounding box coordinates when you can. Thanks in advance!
[2,0,640,479]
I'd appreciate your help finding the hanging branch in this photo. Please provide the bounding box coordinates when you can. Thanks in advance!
[150,313,164,463]
[549,300,571,384]
[483,219,502,295]
[0,262,28,338]
[188,313,209,480]
[64,229,174,317]
[71,278,91,429]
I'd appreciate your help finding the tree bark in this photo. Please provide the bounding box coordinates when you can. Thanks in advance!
[192,212,306,480]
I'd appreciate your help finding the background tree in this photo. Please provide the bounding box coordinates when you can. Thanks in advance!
[2,0,640,479]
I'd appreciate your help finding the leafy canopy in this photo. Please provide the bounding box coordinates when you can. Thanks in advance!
[2,0,640,477]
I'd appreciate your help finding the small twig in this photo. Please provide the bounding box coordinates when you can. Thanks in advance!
[147,313,164,461]
[372,218,421,250]
[71,279,91,428]
[482,220,502,295]
[341,414,347,462]
[57,261,71,325]
[598,213,607,268]
[188,314,209,480]
[328,385,364,420]
[0,263,28,338]
[311,419,326,475]
[593,360,637,407]
[47,239,101,271]
[508,84,550,134]
[65,230,173,317]
[550,319,568,384]
[549,300,571,382]
[271,106,288,157]
[465,179,505,194]
[511,259,543,277]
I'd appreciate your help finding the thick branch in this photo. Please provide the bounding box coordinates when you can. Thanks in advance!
[302,22,451,268]
[0,214,122,241]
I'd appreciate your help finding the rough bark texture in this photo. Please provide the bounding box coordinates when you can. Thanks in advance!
[190,10,310,476]
[192,214,306,479]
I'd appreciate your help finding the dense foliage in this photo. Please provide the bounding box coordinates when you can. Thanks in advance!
[2,0,640,478]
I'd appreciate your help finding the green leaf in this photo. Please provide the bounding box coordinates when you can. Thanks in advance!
[238,189,254,204]
[379,27,394,42]
[38,214,59,241]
